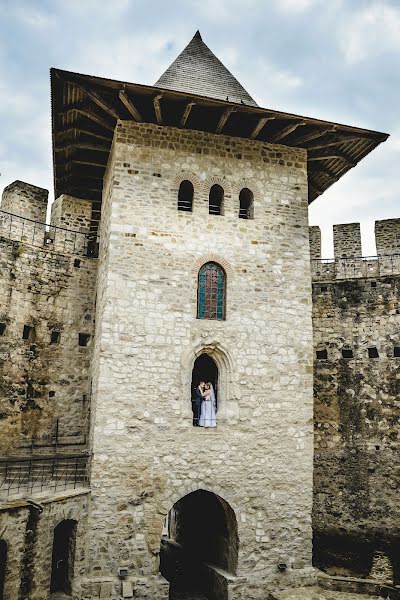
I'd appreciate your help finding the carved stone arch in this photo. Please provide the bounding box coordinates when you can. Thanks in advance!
[171,171,202,194]
[193,254,233,279]
[231,179,259,219]
[159,487,240,585]
[165,486,240,521]
[180,338,239,423]
[230,178,261,199]
[204,175,232,197]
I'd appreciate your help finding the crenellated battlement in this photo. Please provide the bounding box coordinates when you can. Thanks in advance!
[0,181,97,257]
[310,219,400,280]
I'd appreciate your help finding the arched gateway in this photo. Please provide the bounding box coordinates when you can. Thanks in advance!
[159,490,238,600]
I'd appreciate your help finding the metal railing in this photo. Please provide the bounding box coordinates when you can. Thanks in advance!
[311,254,400,281]
[177,198,193,212]
[0,453,89,498]
[0,210,98,257]
[209,203,222,216]
[19,419,87,451]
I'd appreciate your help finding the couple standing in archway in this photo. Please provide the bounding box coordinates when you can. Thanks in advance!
[191,354,217,427]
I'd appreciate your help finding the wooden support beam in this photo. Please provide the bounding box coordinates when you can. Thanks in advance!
[308,180,323,196]
[76,83,120,119]
[58,173,104,182]
[67,159,107,168]
[250,116,275,139]
[119,90,143,121]
[56,128,112,142]
[306,136,364,151]
[309,165,340,181]
[55,142,110,152]
[153,94,163,125]
[67,108,115,132]
[291,126,336,146]
[70,186,101,194]
[180,101,195,127]
[269,120,307,143]
[216,107,235,134]
[308,153,355,165]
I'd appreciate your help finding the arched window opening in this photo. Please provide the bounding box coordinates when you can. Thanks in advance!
[197,262,226,321]
[50,520,77,596]
[239,187,254,219]
[209,184,224,216]
[0,540,7,600]
[178,180,194,212]
[159,490,238,599]
[191,354,218,427]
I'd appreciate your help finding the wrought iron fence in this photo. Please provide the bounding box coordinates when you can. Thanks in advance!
[0,453,89,498]
[0,210,98,257]
[311,254,400,281]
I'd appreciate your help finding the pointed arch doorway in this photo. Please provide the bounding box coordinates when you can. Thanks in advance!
[160,490,238,600]
[191,354,218,426]
[191,354,218,402]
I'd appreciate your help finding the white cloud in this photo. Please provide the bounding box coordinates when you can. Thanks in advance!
[249,59,303,107]
[4,4,56,29]
[341,1,400,64]
[75,33,180,84]
[273,0,321,14]
[191,0,261,22]
[61,0,131,20]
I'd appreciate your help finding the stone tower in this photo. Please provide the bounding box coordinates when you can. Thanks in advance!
[0,31,389,600]
[86,32,314,598]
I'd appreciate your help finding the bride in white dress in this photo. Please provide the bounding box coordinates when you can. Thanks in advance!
[199,382,217,428]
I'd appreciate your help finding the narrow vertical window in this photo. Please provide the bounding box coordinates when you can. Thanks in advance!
[209,185,224,216]
[197,262,226,320]
[239,188,254,219]
[178,180,194,212]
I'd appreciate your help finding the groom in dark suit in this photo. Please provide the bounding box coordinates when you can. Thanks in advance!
[192,381,204,426]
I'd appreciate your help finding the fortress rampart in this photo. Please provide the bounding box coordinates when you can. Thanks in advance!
[310,221,400,583]
[0,175,399,596]
[0,182,98,456]
[310,220,400,280]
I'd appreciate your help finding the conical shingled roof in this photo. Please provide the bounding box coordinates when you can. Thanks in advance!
[155,31,258,107]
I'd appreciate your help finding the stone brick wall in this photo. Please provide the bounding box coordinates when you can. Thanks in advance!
[0,231,97,453]
[0,182,48,248]
[0,489,89,600]
[375,218,400,256]
[311,222,400,281]
[312,274,400,582]
[333,224,362,258]
[309,226,321,260]
[1,181,48,223]
[88,121,314,598]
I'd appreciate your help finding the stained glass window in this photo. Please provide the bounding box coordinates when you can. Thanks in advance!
[197,262,226,320]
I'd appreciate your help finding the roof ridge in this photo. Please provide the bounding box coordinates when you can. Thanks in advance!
[154,31,258,107]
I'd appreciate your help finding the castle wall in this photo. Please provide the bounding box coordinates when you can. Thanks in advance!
[88,121,314,598]
[311,221,400,281]
[0,198,97,453]
[1,181,48,223]
[375,219,400,256]
[0,490,89,600]
[312,222,400,582]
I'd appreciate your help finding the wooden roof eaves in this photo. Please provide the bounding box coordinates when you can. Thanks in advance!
[50,67,389,210]
[51,68,389,140]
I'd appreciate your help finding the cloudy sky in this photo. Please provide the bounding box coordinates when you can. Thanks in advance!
[1,0,399,256]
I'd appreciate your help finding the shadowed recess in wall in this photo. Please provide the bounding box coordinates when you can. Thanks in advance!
[160,490,238,600]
